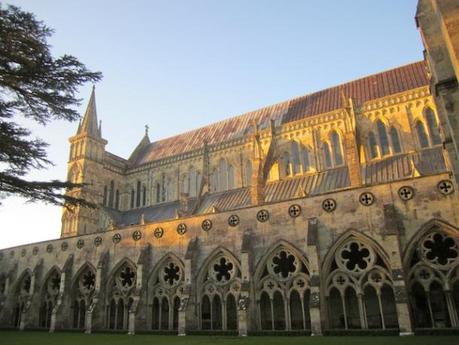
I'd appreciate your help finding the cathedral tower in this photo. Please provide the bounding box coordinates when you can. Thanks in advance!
[61,87,107,237]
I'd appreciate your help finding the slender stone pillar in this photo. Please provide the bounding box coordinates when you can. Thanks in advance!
[307,218,322,335]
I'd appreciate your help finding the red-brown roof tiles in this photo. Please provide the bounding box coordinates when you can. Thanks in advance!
[133,61,428,166]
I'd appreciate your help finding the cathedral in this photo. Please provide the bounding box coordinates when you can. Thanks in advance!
[1,0,459,336]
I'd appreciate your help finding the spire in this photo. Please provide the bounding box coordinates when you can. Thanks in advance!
[78,85,101,138]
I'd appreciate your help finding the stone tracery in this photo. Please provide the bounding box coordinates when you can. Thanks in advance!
[256,244,311,331]
[325,236,398,330]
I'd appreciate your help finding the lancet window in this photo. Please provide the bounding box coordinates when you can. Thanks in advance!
[407,227,459,328]
[325,236,398,330]
[256,245,311,331]
[199,250,241,331]
[106,261,137,330]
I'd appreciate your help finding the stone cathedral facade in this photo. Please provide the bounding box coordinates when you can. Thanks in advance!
[1,0,459,336]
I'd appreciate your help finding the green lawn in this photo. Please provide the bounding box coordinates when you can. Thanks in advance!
[0,331,458,345]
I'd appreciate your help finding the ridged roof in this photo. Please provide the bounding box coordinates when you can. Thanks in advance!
[132,61,428,166]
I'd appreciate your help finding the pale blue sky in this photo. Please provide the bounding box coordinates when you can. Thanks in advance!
[1,0,422,248]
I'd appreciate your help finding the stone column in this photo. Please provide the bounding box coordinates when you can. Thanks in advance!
[49,272,66,333]
[307,218,322,335]
[178,258,192,336]
[20,273,35,331]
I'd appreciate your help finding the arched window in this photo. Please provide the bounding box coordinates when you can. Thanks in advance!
[106,262,136,330]
[115,190,120,210]
[407,228,459,329]
[108,180,115,208]
[182,173,189,195]
[376,120,390,156]
[130,190,135,209]
[136,181,141,207]
[323,142,332,169]
[325,237,398,330]
[291,141,301,175]
[368,132,378,159]
[331,131,343,166]
[302,147,310,172]
[425,108,442,145]
[244,160,252,187]
[149,255,185,331]
[12,271,32,328]
[199,250,241,331]
[72,265,96,329]
[256,245,311,331]
[219,159,228,191]
[189,168,197,197]
[156,183,161,203]
[142,186,146,206]
[389,127,402,154]
[103,186,108,206]
[39,269,61,329]
[416,121,429,148]
[228,165,235,189]
[280,152,291,177]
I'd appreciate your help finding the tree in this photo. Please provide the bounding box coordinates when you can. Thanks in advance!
[0,4,102,206]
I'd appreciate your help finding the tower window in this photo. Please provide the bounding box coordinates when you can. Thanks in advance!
[323,142,332,169]
[130,190,135,209]
[376,120,390,156]
[136,180,141,207]
[331,131,343,166]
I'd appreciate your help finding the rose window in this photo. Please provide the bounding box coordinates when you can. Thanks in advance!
[48,273,61,295]
[269,250,298,279]
[421,232,458,267]
[337,241,374,273]
[119,266,135,287]
[210,257,234,284]
[22,276,31,293]
[163,262,181,286]
[81,270,96,292]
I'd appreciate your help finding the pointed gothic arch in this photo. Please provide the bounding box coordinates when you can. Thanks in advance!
[39,266,62,329]
[11,269,33,328]
[254,240,311,331]
[403,219,459,328]
[322,230,398,330]
[71,262,96,329]
[147,253,185,331]
[197,247,242,331]
[105,258,137,330]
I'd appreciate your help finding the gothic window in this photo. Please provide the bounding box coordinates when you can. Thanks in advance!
[72,265,96,329]
[407,226,459,329]
[376,120,390,156]
[291,141,301,175]
[425,107,442,145]
[103,186,108,206]
[136,180,141,207]
[149,256,185,331]
[389,127,402,154]
[39,268,61,329]
[302,147,311,172]
[130,190,135,209]
[115,190,120,210]
[325,236,398,330]
[256,244,311,331]
[244,160,252,187]
[12,271,32,328]
[106,261,137,330]
[228,165,235,190]
[189,168,196,197]
[108,180,114,208]
[142,186,146,206]
[323,142,332,169]
[331,131,343,166]
[218,159,228,191]
[280,152,291,177]
[199,250,241,331]
[182,173,189,195]
[368,132,379,159]
[156,183,161,203]
[416,121,429,148]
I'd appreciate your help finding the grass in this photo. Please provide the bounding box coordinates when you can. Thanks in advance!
[0,331,458,345]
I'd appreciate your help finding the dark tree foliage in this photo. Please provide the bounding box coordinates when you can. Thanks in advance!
[0,4,102,206]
